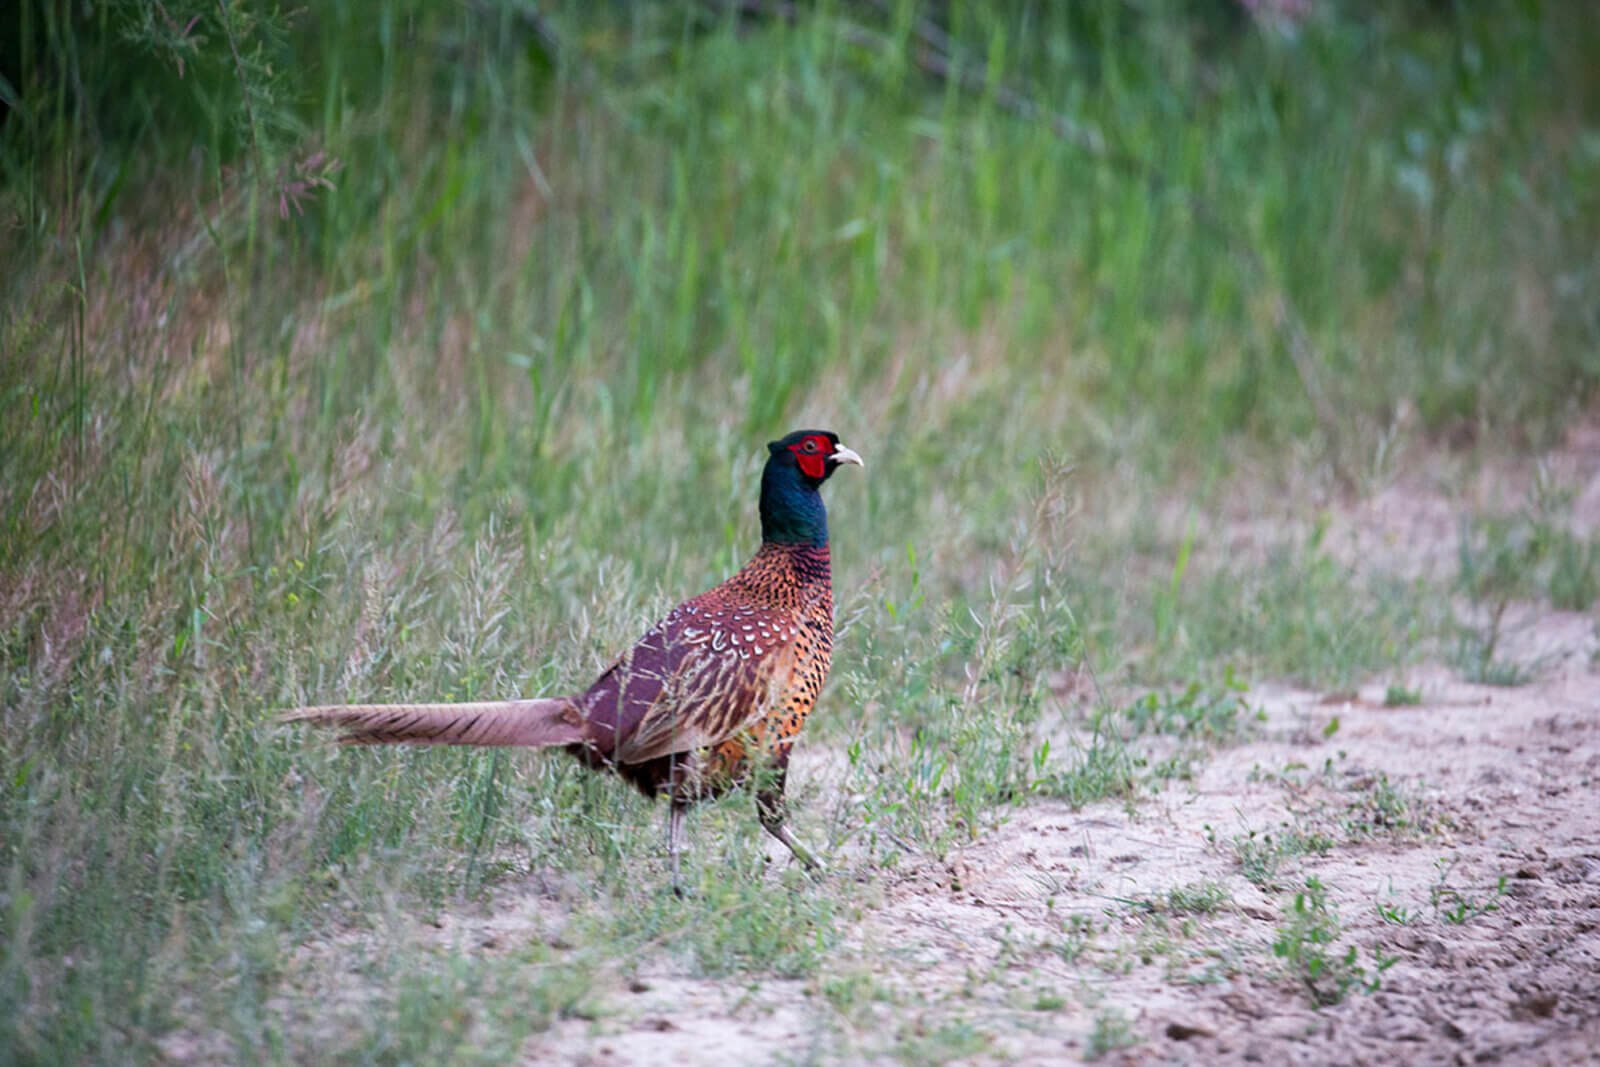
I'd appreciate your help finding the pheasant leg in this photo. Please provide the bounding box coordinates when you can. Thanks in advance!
[668,801,688,897]
[757,771,825,875]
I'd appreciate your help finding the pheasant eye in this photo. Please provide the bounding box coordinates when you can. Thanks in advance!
[802,439,818,453]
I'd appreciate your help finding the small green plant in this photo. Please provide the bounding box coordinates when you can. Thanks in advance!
[1152,517,1196,651]
[1272,877,1396,1006]
[1383,684,1423,707]
[1147,752,1198,782]
[1341,773,1437,841]
[1158,881,1231,916]
[1452,630,1535,686]
[1056,914,1098,964]
[821,971,888,1024]
[1084,1008,1137,1060]
[1547,533,1600,611]
[895,1018,989,1064]
[291,945,596,1064]
[1428,860,1508,925]
[1528,474,1599,610]
[1232,830,1282,886]
[1029,732,1141,808]
[1451,486,1599,681]
[1032,991,1067,1012]
[1376,901,1415,926]
[1120,669,1257,741]
[1452,515,1541,685]
[1145,524,1434,690]
[1230,827,1336,888]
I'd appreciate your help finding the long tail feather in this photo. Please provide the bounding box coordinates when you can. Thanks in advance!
[282,697,584,748]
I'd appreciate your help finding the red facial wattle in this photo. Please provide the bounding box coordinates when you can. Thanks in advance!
[789,436,831,480]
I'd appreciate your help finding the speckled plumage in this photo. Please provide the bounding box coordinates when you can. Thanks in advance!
[576,540,834,802]
[284,430,862,878]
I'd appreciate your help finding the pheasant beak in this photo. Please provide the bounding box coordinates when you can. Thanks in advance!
[829,444,865,470]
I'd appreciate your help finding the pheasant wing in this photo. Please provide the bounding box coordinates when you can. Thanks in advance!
[579,599,799,765]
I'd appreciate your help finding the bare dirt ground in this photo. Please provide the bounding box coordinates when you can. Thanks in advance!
[852,665,1599,1065]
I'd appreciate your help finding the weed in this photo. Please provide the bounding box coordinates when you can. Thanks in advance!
[1376,901,1416,926]
[1028,731,1142,809]
[1452,627,1536,687]
[1383,684,1423,707]
[820,970,888,1025]
[1143,529,1438,690]
[1084,1009,1137,1060]
[1120,671,1258,741]
[1147,752,1198,783]
[1056,914,1098,964]
[1527,474,1600,611]
[1230,827,1337,888]
[335,948,592,1063]
[1340,773,1444,841]
[1450,521,1524,688]
[1428,860,1508,925]
[1272,877,1396,1007]
[1547,535,1600,611]
[1160,881,1232,916]
[1129,914,1185,968]
[1152,517,1197,650]
[1032,991,1067,1012]
[894,1018,989,1065]
[619,827,841,979]
[1452,485,1600,680]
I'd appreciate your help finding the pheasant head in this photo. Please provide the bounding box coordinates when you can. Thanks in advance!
[760,429,863,546]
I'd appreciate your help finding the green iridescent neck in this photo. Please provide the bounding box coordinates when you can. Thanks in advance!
[759,461,828,547]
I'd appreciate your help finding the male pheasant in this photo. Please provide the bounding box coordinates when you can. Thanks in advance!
[285,429,863,881]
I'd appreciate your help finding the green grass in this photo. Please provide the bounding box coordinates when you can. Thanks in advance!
[2,1,1598,1060]
[1083,1008,1137,1060]
[1228,825,1338,890]
[1156,881,1232,917]
[1448,477,1600,682]
[1118,674,1258,741]
[1340,772,1449,843]
[285,946,596,1065]
[1136,523,1442,688]
[1428,859,1508,926]
[1383,683,1423,707]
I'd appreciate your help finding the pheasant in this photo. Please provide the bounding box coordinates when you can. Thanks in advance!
[285,429,863,882]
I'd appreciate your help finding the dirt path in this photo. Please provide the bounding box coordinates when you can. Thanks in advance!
[855,663,1599,1064]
